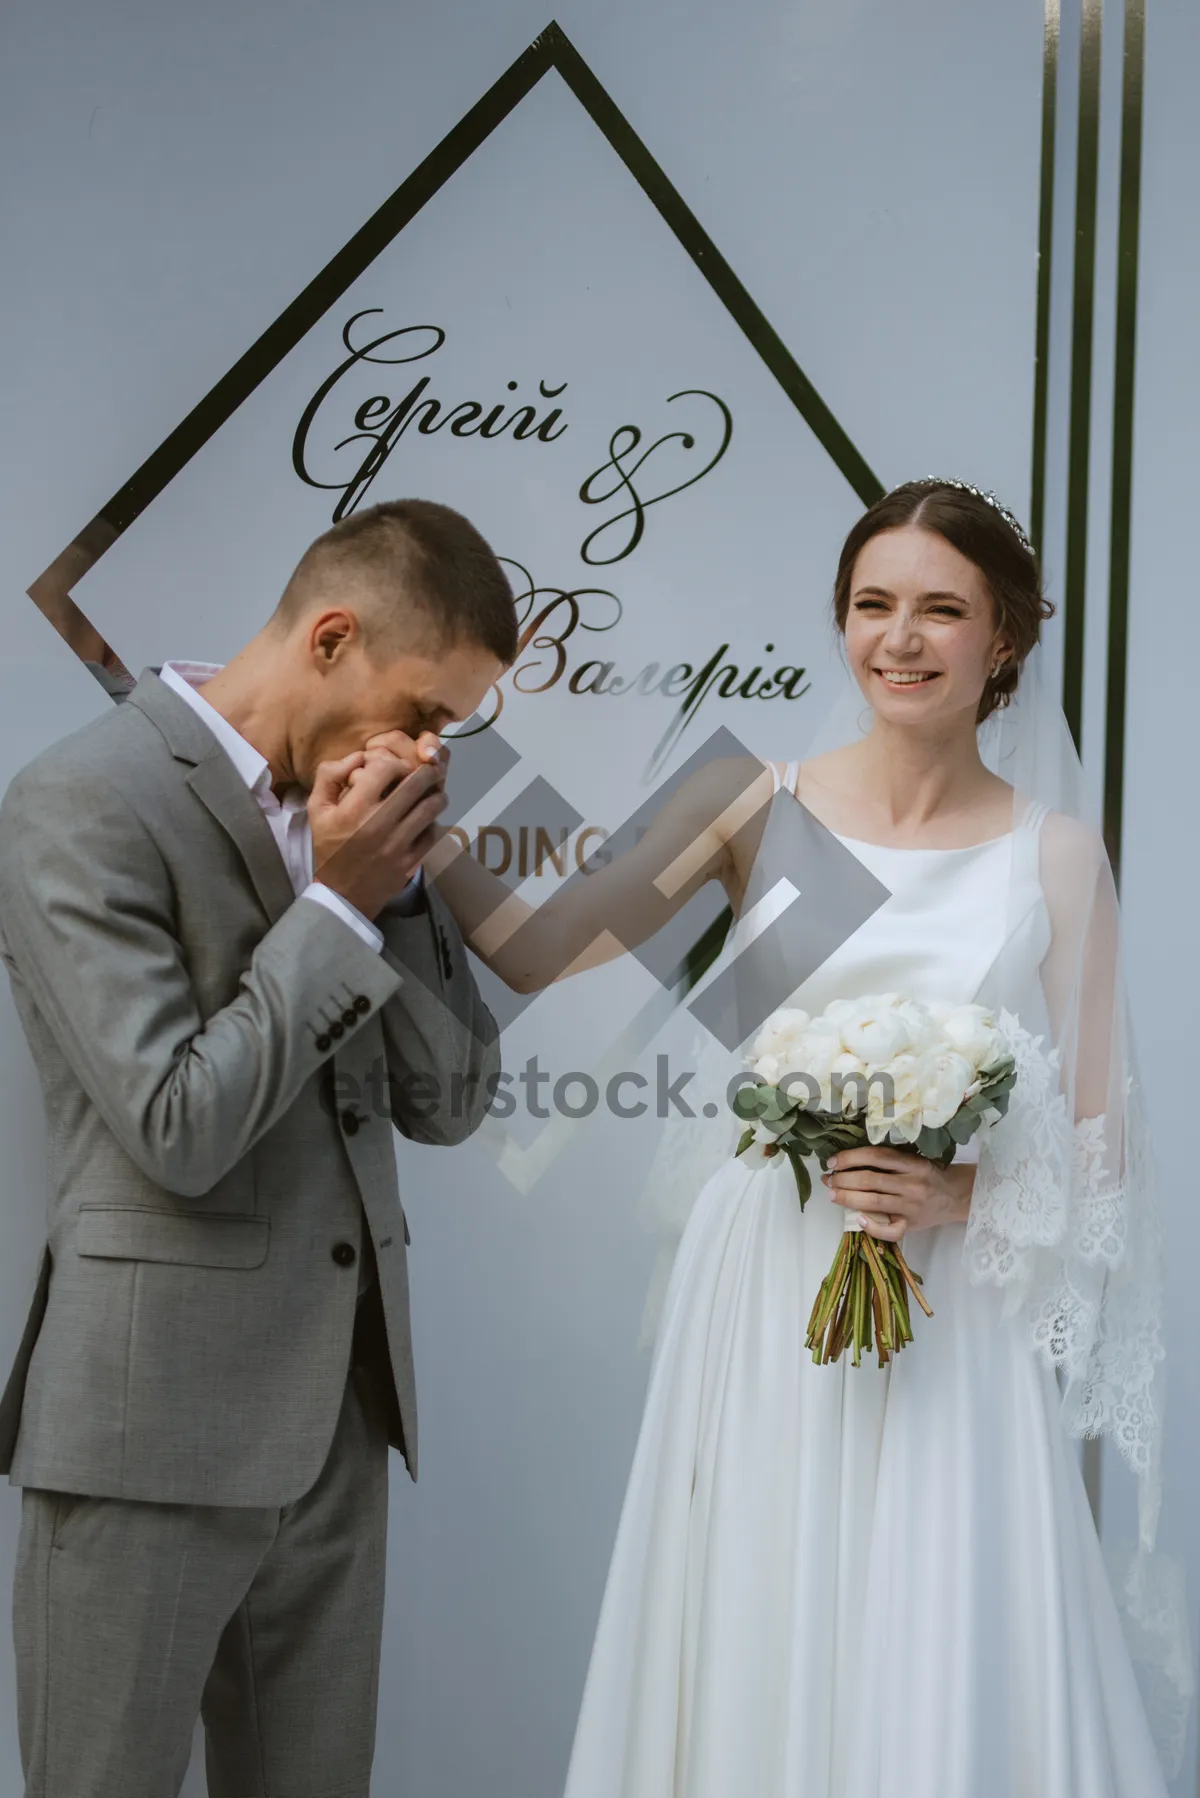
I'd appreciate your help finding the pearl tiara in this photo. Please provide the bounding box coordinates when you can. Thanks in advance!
[904,477,1035,558]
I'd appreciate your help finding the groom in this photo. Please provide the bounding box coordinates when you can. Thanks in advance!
[0,498,514,1798]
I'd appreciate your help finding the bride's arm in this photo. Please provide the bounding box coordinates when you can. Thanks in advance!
[423,751,776,992]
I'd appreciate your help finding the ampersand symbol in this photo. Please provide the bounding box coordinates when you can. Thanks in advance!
[578,390,733,565]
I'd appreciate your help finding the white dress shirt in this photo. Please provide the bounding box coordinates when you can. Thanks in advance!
[159,662,422,949]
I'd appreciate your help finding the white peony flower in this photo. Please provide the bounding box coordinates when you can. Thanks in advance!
[820,996,863,1036]
[750,1008,811,1071]
[941,1003,1002,1071]
[915,1047,977,1130]
[755,1053,783,1088]
[825,1051,870,1115]
[892,998,943,1056]
[837,994,914,1066]
[866,1051,923,1144]
[739,1112,787,1170]
[785,1024,843,1096]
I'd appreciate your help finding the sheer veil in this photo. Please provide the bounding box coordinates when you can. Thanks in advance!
[637,643,1193,1774]
[977,648,1192,1771]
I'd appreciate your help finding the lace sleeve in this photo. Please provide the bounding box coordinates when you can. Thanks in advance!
[964,1011,1163,1487]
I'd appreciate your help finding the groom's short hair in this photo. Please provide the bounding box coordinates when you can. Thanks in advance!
[274,499,519,665]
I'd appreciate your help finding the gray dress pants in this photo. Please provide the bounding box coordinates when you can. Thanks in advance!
[12,1319,391,1798]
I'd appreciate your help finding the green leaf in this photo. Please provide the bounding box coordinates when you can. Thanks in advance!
[946,1108,979,1145]
[781,1143,812,1209]
[731,1084,765,1120]
[979,1054,1015,1082]
[735,1126,756,1156]
[787,1116,825,1148]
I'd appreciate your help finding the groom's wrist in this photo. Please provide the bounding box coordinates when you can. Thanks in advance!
[379,867,427,918]
[302,882,385,951]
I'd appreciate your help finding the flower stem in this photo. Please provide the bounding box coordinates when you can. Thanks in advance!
[892,1245,934,1318]
[804,1225,935,1365]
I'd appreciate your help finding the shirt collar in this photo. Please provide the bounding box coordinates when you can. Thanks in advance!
[159,661,272,796]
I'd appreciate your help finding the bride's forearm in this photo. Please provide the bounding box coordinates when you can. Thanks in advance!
[421,753,770,993]
[945,1161,976,1223]
[421,828,629,992]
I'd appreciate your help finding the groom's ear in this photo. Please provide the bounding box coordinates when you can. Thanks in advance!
[307,608,365,665]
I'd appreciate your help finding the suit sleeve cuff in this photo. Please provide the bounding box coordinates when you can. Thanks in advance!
[301,883,384,952]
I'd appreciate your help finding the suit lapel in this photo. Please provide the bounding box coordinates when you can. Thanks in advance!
[185,755,297,926]
[127,668,297,927]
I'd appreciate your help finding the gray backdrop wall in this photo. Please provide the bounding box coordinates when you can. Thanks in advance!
[1,2,1195,1794]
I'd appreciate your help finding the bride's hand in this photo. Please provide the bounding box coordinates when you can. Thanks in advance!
[821,1147,975,1240]
[348,729,448,791]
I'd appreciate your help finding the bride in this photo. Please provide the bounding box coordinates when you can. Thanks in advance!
[361,479,1188,1794]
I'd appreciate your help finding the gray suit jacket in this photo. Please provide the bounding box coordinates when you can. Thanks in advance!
[0,670,499,1505]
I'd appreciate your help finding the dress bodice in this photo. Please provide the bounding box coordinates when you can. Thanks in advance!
[793,833,1015,1016]
[731,761,1051,1028]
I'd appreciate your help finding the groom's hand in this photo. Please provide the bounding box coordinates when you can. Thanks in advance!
[309,750,448,920]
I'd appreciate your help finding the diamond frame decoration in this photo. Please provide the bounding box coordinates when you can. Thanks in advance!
[25,18,881,677]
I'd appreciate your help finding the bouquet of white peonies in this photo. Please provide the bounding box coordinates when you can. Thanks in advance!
[730,994,1017,1366]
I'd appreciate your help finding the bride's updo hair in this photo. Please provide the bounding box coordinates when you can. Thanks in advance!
[832,480,1055,722]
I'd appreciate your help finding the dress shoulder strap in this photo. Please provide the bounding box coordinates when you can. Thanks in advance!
[780,759,800,796]
[1009,796,1051,892]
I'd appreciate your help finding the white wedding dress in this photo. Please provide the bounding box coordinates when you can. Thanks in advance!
[562,771,1167,1798]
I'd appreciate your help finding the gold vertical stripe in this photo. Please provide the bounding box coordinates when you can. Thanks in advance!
[1062,0,1105,747]
[1083,0,1146,1602]
[1031,0,1061,557]
[1077,2,1107,1539]
[1103,0,1145,882]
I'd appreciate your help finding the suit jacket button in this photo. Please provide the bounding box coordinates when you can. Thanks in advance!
[329,1020,344,1040]
[331,1241,357,1267]
[353,995,370,1015]
[341,1009,358,1028]
[315,1033,332,1053]
[341,1109,362,1136]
